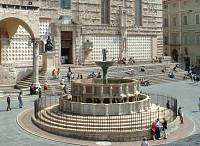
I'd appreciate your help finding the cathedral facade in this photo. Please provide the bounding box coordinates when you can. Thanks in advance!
[0,0,163,68]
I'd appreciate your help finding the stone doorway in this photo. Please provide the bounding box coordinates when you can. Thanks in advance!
[0,39,1,64]
[172,49,178,62]
[184,57,190,71]
[61,31,73,64]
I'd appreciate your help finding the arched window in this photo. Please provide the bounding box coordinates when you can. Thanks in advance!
[60,0,71,9]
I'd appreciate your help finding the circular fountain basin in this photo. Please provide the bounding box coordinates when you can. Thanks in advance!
[60,78,151,115]
[95,61,115,68]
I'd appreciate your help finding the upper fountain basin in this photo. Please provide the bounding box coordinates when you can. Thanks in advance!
[95,61,115,68]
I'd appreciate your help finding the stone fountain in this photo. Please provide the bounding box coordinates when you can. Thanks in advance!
[32,50,176,142]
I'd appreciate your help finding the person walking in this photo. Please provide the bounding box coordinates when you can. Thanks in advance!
[38,88,42,98]
[141,137,150,146]
[6,95,11,111]
[166,100,170,109]
[197,76,199,85]
[151,120,156,140]
[156,118,161,139]
[44,81,48,95]
[18,91,23,108]
[162,118,168,139]
[63,84,67,94]
[77,74,80,79]
[67,71,72,82]
[178,107,184,124]
[80,74,83,79]
[57,68,60,79]
[198,97,200,111]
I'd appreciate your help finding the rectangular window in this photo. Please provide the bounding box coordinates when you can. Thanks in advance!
[135,0,142,26]
[196,34,200,45]
[163,18,168,27]
[101,0,110,24]
[196,56,200,67]
[196,14,200,24]
[164,36,168,45]
[183,16,188,25]
[184,35,188,45]
[172,35,177,44]
[163,4,168,9]
[60,0,71,9]
[189,36,194,45]
[172,17,176,26]
[163,2,168,9]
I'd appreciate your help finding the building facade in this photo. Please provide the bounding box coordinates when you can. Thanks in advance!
[163,0,200,70]
[0,0,163,68]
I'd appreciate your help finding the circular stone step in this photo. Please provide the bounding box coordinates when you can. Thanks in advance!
[32,104,175,141]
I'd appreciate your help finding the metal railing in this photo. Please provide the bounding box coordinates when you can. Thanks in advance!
[34,92,177,132]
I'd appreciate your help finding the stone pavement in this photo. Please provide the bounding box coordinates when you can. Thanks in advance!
[0,80,200,146]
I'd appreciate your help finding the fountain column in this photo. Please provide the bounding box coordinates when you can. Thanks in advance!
[95,49,114,84]
[92,86,95,96]
[110,86,113,96]
[126,85,129,95]
[102,66,109,84]
[83,85,86,94]
[110,86,113,104]
[83,85,86,102]
[101,86,103,96]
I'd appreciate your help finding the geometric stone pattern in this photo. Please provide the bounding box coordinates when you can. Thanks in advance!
[1,20,50,64]
[84,35,153,61]
[85,35,121,61]
[39,19,50,41]
[0,22,50,63]
[1,26,33,63]
[127,36,152,60]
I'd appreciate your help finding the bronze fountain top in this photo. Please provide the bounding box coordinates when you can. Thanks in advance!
[95,49,114,84]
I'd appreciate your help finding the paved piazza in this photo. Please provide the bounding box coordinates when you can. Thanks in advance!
[1,76,200,146]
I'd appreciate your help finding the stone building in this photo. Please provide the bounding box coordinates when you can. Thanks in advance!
[0,0,163,85]
[163,0,200,70]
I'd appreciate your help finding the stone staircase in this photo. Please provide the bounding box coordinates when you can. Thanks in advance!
[14,63,186,95]
[15,69,72,95]
[124,71,185,86]
[15,70,47,90]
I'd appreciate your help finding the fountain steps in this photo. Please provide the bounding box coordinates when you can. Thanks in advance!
[39,111,150,130]
[49,104,168,120]
[32,114,154,142]
[33,105,173,133]
[48,108,171,123]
